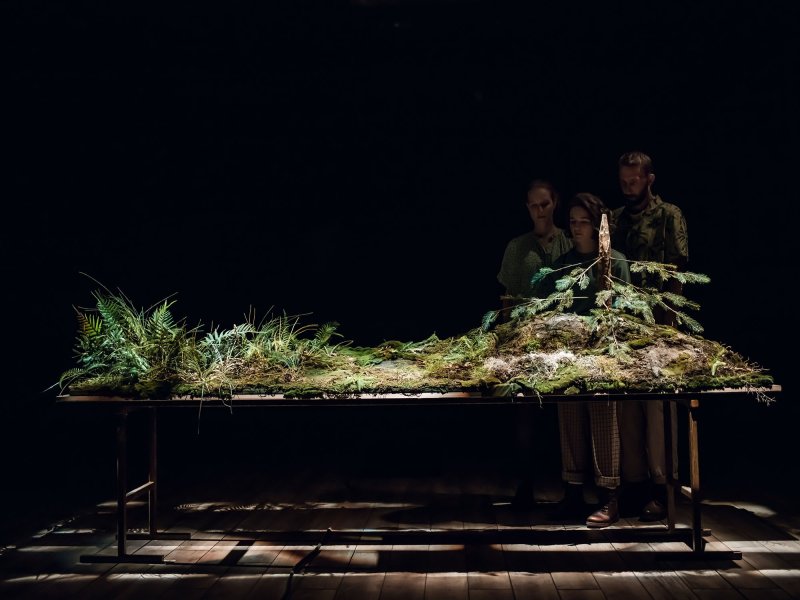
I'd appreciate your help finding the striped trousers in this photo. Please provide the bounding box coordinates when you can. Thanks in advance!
[558,401,620,489]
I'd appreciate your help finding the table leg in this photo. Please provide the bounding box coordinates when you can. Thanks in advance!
[149,408,157,537]
[81,407,185,564]
[688,398,704,551]
[116,408,128,557]
[663,400,677,533]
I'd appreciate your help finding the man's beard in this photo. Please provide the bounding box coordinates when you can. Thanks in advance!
[624,191,647,207]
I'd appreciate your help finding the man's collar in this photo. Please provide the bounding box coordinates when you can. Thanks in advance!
[627,193,661,214]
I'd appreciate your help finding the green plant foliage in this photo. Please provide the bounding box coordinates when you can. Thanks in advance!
[59,264,773,400]
[59,290,196,394]
[629,261,711,286]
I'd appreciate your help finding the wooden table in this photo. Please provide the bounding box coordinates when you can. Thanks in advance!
[57,386,781,563]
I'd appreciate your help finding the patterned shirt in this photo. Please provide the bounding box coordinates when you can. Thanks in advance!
[497,229,573,297]
[612,195,688,287]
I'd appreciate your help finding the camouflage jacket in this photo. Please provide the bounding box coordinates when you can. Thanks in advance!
[612,195,688,287]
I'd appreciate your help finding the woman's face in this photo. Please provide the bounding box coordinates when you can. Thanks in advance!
[526,187,556,235]
[569,205,595,250]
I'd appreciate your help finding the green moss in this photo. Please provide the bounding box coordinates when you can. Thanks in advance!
[523,339,541,352]
[61,289,774,400]
[627,337,655,349]
[584,379,630,392]
[532,364,590,394]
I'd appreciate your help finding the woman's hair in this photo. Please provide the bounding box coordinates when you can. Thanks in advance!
[568,192,614,238]
[527,179,560,208]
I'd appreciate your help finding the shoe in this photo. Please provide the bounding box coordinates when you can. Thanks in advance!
[640,484,667,521]
[640,499,667,521]
[547,484,585,521]
[586,487,619,528]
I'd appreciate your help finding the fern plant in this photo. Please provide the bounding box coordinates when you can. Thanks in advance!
[60,286,349,397]
[58,290,195,394]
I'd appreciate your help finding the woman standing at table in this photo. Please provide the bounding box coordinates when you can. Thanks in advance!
[545,192,630,527]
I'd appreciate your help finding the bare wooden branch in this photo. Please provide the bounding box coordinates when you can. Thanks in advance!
[598,214,611,303]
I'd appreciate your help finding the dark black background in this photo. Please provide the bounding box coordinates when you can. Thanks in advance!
[1,0,797,538]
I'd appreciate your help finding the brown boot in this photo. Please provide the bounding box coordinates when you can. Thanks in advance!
[586,487,619,528]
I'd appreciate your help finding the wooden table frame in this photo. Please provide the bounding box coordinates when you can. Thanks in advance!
[57,387,780,564]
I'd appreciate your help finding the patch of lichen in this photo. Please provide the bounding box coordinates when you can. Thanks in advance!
[659,351,700,378]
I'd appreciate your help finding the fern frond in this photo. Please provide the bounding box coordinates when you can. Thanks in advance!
[76,310,103,338]
[58,367,89,389]
[314,322,341,346]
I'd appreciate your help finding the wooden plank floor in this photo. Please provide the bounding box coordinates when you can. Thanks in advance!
[2,463,800,600]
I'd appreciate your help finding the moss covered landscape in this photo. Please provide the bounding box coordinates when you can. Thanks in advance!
[58,263,773,399]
